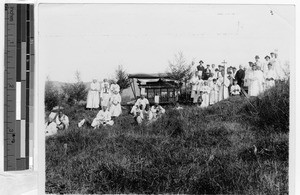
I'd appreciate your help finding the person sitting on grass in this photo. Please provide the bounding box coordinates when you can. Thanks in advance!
[131,93,149,113]
[45,112,58,136]
[56,110,69,130]
[91,106,114,129]
[132,104,144,125]
[150,103,166,120]
[230,79,241,96]
[197,91,203,108]
[174,102,183,110]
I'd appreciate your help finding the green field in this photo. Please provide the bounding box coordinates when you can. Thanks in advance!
[46,80,289,194]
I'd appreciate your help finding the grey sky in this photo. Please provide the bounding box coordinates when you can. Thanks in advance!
[39,4,294,82]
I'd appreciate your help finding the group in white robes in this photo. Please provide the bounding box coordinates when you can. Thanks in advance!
[91,106,114,128]
[217,73,230,101]
[86,79,100,109]
[131,95,149,111]
[210,79,219,105]
[150,104,166,120]
[200,82,211,108]
[100,80,111,108]
[109,91,122,117]
[264,64,276,91]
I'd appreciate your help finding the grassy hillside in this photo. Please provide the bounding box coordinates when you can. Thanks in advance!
[46,80,289,194]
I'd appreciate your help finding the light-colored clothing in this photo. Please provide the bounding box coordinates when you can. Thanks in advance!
[150,105,166,119]
[100,83,111,107]
[110,83,120,93]
[200,85,210,107]
[230,84,241,96]
[45,122,58,136]
[210,83,219,105]
[86,82,100,109]
[109,93,122,117]
[218,76,230,101]
[133,98,149,110]
[56,114,69,130]
[190,75,199,99]
[264,69,276,90]
[248,70,264,96]
[91,110,114,127]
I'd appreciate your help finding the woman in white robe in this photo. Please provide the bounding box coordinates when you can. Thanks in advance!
[86,79,100,109]
[217,71,230,101]
[264,63,276,91]
[110,80,120,94]
[210,79,219,105]
[200,81,211,108]
[100,81,111,108]
[190,71,199,102]
[248,65,264,96]
[109,91,122,117]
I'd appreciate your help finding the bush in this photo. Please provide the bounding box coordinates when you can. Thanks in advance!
[62,82,88,106]
[45,81,60,111]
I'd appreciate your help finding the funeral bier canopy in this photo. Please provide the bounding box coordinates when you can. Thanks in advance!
[128,73,171,79]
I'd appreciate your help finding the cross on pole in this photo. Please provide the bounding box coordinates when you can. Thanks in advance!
[221,60,227,99]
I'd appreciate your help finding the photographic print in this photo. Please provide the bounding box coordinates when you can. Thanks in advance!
[40,4,294,194]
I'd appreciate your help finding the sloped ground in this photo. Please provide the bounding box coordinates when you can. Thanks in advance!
[46,80,289,194]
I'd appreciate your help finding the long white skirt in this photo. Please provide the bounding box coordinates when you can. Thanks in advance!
[101,93,110,107]
[210,91,219,105]
[86,91,100,108]
[248,80,261,96]
[110,104,122,117]
[219,86,229,101]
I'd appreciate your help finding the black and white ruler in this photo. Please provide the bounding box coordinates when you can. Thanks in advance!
[4,3,34,171]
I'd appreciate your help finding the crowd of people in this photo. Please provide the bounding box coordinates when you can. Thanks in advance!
[189,50,284,107]
[45,50,286,136]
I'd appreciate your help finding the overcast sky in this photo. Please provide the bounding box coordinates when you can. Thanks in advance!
[39,4,295,83]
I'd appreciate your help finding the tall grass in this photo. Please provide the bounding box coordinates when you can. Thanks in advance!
[46,80,289,194]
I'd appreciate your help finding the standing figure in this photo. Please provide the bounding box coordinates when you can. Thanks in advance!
[247,64,264,96]
[91,106,114,129]
[203,64,211,80]
[235,65,245,88]
[262,55,271,73]
[196,60,205,78]
[254,55,262,69]
[86,79,100,109]
[109,90,122,118]
[100,79,111,108]
[190,71,200,104]
[210,79,219,105]
[218,70,230,101]
[200,81,211,108]
[110,79,120,94]
[264,63,276,90]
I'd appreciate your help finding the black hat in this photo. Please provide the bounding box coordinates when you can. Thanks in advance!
[265,55,270,59]
[199,60,204,63]
[255,55,260,59]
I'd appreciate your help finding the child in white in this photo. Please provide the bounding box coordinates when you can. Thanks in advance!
[230,80,241,96]
[210,79,219,105]
[109,91,122,117]
[100,79,111,108]
[56,111,69,130]
[150,104,166,120]
[91,106,114,129]
[200,81,211,108]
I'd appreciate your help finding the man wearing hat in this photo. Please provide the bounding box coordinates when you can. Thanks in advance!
[203,64,211,80]
[196,60,205,78]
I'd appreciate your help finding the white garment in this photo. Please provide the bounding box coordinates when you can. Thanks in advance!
[201,86,210,108]
[55,114,69,130]
[109,93,122,117]
[134,98,149,110]
[86,82,100,108]
[248,70,264,96]
[150,105,166,119]
[100,84,111,107]
[91,110,114,127]
[190,75,199,99]
[210,83,219,105]
[230,85,241,96]
[264,69,276,90]
[45,122,58,136]
[217,76,230,101]
[110,83,120,93]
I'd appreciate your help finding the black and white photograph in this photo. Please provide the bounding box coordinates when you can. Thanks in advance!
[41,3,294,194]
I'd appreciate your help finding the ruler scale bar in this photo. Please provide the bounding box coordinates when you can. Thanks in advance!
[4,4,34,171]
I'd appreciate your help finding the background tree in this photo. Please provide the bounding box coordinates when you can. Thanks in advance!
[62,71,88,106]
[115,65,131,94]
[166,51,193,100]
[45,76,60,111]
